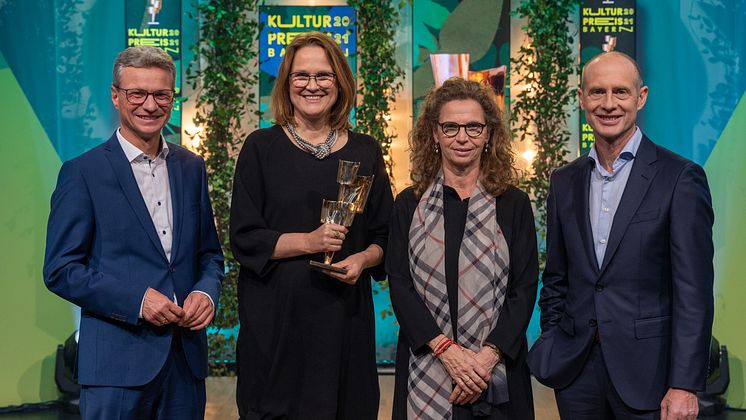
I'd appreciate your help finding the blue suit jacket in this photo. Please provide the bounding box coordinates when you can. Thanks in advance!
[527,135,714,410]
[43,133,224,387]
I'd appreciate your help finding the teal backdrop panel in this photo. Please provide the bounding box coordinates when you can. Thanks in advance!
[705,91,746,409]
[0,0,198,406]
[1,0,746,409]
[619,0,746,407]
[0,48,74,406]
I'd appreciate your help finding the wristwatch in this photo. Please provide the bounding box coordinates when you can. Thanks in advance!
[484,342,502,364]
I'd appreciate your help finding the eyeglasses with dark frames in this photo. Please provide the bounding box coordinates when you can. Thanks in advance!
[114,86,175,106]
[289,72,336,88]
[437,122,487,138]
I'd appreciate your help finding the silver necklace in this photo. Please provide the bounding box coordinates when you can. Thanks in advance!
[285,123,338,160]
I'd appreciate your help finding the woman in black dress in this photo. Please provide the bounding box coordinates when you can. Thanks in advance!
[387,78,538,419]
[229,32,393,419]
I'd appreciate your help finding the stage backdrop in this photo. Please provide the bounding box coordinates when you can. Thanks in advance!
[0,0,745,409]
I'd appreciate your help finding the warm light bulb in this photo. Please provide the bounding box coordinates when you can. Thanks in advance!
[522,149,536,163]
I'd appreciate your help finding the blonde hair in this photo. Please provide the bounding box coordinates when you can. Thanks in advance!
[270,32,355,130]
[409,77,518,198]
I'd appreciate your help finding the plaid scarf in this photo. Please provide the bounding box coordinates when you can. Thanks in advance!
[406,174,510,419]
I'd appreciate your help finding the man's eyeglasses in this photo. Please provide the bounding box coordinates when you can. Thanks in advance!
[437,122,487,138]
[114,86,175,106]
[289,72,336,88]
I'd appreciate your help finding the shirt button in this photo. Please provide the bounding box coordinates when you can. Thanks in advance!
[599,238,607,244]
[603,207,610,212]
[162,230,166,235]
[158,201,161,206]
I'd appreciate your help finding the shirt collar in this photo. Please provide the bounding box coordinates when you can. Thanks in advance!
[116,128,170,163]
[588,126,642,169]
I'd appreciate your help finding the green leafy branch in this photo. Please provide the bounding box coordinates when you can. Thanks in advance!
[511,0,579,265]
[187,0,260,376]
[348,0,405,185]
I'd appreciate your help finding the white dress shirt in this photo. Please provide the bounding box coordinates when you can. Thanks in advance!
[116,130,214,318]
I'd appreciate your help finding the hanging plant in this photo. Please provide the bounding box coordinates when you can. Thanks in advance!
[511,0,579,265]
[348,0,405,185]
[187,0,260,376]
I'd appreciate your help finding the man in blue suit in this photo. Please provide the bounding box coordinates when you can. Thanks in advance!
[43,46,224,418]
[528,52,714,420]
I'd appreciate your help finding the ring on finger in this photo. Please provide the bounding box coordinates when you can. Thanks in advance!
[334,231,340,239]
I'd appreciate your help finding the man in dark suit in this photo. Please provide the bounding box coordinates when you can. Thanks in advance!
[43,46,224,418]
[528,52,714,420]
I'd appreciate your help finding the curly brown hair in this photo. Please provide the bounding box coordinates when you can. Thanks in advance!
[409,77,518,198]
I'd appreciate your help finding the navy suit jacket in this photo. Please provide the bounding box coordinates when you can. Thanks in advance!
[43,133,224,387]
[527,135,714,410]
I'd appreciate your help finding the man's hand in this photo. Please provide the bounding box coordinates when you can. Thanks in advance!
[178,292,214,330]
[660,388,698,420]
[142,287,184,326]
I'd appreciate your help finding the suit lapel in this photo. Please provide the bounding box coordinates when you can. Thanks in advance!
[599,136,658,275]
[103,134,168,262]
[572,157,600,275]
[167,148,184,262]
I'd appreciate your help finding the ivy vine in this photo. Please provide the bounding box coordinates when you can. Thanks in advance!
[187,0,260,376]
[511,0,579,264]
[347,0,405,185]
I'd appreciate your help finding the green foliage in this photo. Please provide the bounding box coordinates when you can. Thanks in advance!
[511,0,579,266]
[347,0,405,186]
[187,0,260,376]
[347,0,404,318]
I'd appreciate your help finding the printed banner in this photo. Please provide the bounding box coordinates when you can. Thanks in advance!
[258,6,357,128]
[125,0,182,144]
[412,0,511,118]
[579,0,636,154]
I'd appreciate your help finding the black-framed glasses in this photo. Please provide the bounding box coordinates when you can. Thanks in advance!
[114,86,175,106]
[289,72,336,88]
[437,122,487,138]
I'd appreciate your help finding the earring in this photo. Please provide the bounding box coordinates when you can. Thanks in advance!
[434,143,440,153]
[483,142,490,154]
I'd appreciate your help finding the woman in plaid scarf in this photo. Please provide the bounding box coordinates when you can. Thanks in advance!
[387,78,539,419]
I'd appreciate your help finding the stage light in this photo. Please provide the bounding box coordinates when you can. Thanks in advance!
[698,336,729,416]
[54,330,80,413]
[185,125,204,152]
[522,149,536,164]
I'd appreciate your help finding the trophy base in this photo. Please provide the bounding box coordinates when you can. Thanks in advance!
[310,260,348,274]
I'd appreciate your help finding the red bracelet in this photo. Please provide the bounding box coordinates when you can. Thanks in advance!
[433,338,455,356]
[432,337,449,355]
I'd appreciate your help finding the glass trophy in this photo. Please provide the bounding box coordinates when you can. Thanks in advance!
[310,160,374,274]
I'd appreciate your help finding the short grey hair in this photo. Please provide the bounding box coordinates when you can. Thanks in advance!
[581,51,643,90]
[112,46,176,89]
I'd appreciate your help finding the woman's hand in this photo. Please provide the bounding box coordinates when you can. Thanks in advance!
[450,383,483,405]
[437,345,490,402]
[448,347,498,405]
[306,223,347,253]
[473,345,501,374]
[322,245,383,285]
[324,252,366,285]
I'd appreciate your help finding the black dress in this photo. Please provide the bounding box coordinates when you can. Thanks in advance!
[230,125,393,419]
[387,185,538,420]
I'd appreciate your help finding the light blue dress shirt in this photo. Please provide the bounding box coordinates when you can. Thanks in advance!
[588,127,642,268]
